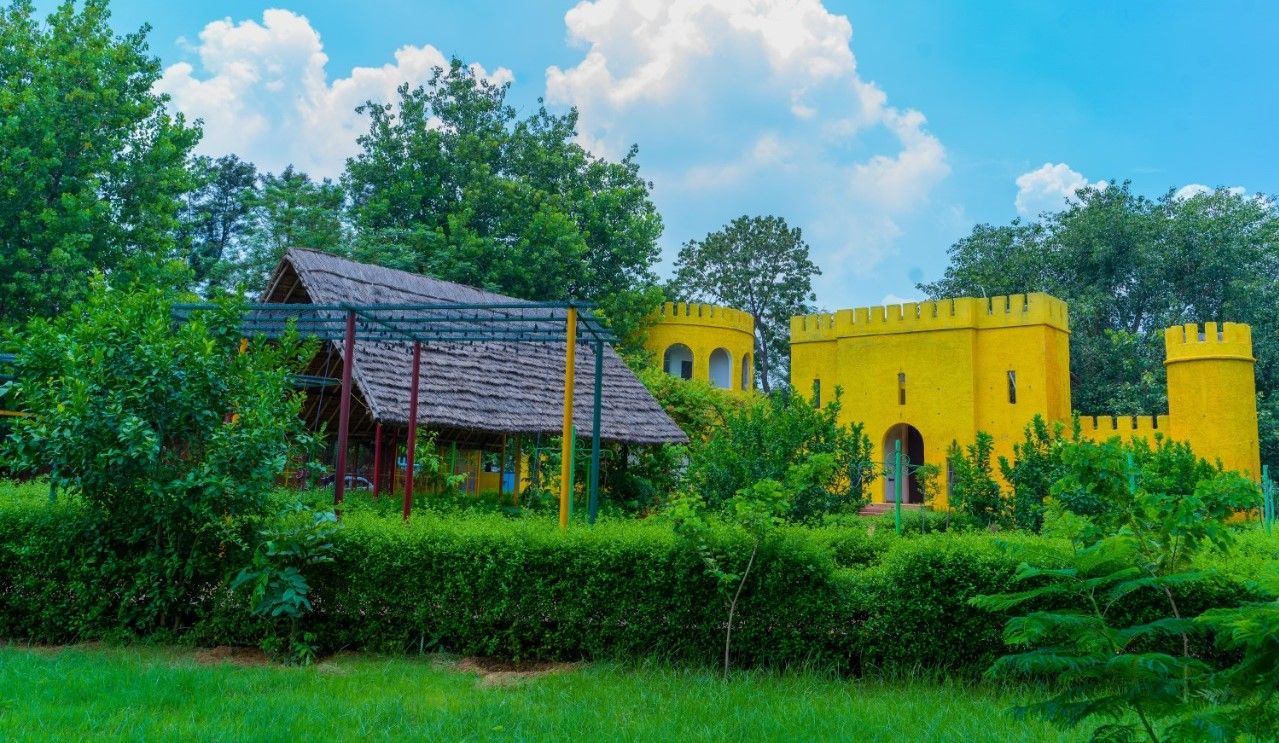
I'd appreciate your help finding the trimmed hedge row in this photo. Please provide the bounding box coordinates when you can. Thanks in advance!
[0,490,1268,675]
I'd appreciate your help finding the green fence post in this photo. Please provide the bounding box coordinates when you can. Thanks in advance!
[568,425,577,520]
[894,439,902,535]
[48,463,57,504]
[1127,452,1137,496]
[1264,464,1273,535]
[588,341,603,525]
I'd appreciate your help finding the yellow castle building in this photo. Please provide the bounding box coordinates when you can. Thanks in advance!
[646,302,756,393]
[788,293,1260,508]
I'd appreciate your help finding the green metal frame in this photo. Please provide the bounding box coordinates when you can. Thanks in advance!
[172,300,615,522]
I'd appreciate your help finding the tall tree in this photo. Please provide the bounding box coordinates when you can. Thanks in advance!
[233,165,345,291]
[342,59,664,350]
[0,0,200,323]
[920,182,1279,469]
[669,215,820,392]
[178,154,258,291]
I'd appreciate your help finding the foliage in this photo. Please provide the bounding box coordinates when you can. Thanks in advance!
[232,165,347,291]
[343,59,664,353]
[947,432,1007,528]
[231,502,337,664]
[178,154,258,290]
[0,482,1268,680]
[668,215,820,390]
[974,441,1265,741]
[1,282,314,631]
[998,415,1078,531]
[1191,568,1279,739]
[685,385,875,522]
[1049,435,1249,534]
[920,182,1279,470]
[669,480,792,675]
[0,0,201,324]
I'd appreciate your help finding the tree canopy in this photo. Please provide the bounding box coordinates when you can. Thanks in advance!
[0,0,200,323]
[668,215,820,391]
[920,182,1279,469]
[342,60,665,350]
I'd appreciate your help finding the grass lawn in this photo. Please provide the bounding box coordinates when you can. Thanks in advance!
[0,645,1073,742]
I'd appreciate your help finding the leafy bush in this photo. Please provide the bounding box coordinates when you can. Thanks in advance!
[976,442,1266,741]
[231,502,337,664]
[0,481,1270,679]
[686,386,875,522]
[998,415,1077,531]
[1,283,314,632]
[947,432,1006,528]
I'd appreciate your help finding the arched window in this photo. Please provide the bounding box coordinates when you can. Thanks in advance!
[740,353,751,390]
[663,344,694,380]
[708,348,731,388]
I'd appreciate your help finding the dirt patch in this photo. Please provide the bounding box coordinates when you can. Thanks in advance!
[192,645,271,667]
[455,656,577,687]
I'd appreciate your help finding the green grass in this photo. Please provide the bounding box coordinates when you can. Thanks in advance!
[0,644,1076,742]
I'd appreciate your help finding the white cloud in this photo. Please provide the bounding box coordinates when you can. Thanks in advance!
[1174,183,1246,201]
[156,9,512,178]
[880,292,919,306]
[545,0,949,296]
[1014,162,1108,216]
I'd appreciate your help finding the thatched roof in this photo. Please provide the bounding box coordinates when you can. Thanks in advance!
[264,248,687,445]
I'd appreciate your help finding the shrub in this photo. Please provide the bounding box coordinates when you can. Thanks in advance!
[998,415,1076,531]
[0,484,1270,679]
[947,432,1006,528]
[1,282,314,632]
[687,386,875,522]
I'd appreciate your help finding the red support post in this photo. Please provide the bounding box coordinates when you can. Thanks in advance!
[372,423,383,497]
[403,341,422,521]
[334,309,356,507]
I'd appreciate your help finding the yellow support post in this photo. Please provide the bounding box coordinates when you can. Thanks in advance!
[559,305,578,529]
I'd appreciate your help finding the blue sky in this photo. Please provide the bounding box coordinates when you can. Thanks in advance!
[69,1,1279,308]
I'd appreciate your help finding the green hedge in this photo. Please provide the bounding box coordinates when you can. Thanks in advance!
[0,487,1269,676]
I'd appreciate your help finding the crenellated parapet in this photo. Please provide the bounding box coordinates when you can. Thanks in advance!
[656,302,755,334]
[1165,322,1254,365]
[1078,414,1172,441]
[790,293,1069,343]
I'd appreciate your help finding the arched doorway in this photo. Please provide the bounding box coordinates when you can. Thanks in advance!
[883,424,925,503]
[708,348,731,388]
[740,353,751,390]
[664,343,694,380]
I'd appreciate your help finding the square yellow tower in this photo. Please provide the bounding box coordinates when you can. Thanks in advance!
[789,294,1072,508]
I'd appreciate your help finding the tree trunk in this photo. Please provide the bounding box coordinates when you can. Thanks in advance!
[755,327,772,393]
[724,540,759,678]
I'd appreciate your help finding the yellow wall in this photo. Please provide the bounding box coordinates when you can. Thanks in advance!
[792,294,1263,508]
[791,294,1072,508]
[646,302,756,393]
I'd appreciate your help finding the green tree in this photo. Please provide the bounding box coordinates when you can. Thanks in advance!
[234,165,346,291]
[343,59,664,351]
[686,386,875,522]
[668,215,819,391]
[3,280,315,631]
[947,432,1006,528]
[178,154,258,291]
[0,0,200,323]
[920,182,1279,469]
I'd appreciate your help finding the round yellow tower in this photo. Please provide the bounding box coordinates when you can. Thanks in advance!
[646,302,756,393]
[1164,322,1261,478]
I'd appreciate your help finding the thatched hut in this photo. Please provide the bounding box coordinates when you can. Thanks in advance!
[264,249,686,494]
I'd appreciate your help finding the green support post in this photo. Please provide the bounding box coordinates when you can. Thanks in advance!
[449,442,457,492]
[588,341,603,525]
[1127,452,1138,496]
[1264,464,1274,535]
[568,425,577,520]
[48,463,57,504]
[894,439,902,535]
